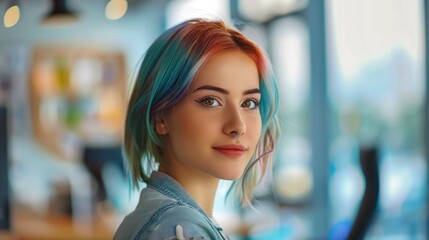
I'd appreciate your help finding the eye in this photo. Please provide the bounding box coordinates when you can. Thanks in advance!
[241,99,259,110]
[195,97,221,107]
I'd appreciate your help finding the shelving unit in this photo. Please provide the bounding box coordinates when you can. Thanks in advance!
[30,46,126,161]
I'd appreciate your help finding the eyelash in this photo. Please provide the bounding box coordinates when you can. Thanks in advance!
[195,96,221,108]
[242,99,260,110]
[195,97,260,110]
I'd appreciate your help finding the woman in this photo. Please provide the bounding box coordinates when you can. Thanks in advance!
[114,18,279,240]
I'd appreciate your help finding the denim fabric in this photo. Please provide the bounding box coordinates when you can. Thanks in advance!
[113,171,228,240]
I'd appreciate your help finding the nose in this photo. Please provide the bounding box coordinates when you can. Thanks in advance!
[223,106,246,138]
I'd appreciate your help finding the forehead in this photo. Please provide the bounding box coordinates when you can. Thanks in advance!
[191,50,260,89]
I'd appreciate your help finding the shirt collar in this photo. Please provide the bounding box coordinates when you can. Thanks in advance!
[148,171,214,221]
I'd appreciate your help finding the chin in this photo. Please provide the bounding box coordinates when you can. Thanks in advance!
[217,169,246,181]
[218,160,253,180]
[221,176,241,181]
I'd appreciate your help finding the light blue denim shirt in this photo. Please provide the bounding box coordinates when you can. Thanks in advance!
[114,171,229,240]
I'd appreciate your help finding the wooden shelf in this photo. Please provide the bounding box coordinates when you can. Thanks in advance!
[1,207,119,240]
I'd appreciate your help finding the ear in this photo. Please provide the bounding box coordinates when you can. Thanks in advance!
[156,121,168,135]
[155,114,169,135]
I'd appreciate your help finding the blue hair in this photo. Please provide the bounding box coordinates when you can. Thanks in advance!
[124,18,280,205]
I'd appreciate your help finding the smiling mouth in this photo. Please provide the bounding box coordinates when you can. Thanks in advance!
[212,145,247,158]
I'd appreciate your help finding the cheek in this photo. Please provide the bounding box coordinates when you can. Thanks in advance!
[176,112,210,132]
[171,109,215,142]
[256,116,262,132]
[249,115,262,139]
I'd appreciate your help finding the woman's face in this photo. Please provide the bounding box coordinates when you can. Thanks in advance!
[159,50,262,180]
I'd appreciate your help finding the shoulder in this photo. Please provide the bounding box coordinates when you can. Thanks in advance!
[114,188,217,240]
[140,205,216,240]
[113,187,176,239]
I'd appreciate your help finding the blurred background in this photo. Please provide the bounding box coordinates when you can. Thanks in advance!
[0,0,427,239]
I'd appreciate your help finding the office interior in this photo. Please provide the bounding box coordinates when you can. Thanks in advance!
[0,0,427,239]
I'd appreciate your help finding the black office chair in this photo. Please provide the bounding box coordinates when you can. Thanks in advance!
[347,146,380,240]
[0,105,10,230]
[82,145,125,204]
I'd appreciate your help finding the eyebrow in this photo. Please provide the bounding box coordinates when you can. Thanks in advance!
[193,85,261,95]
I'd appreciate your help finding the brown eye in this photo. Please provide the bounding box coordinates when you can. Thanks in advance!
[202,98,215,105]
[195,97,221,107]
[241,99,259,110]
[242,101,251,108]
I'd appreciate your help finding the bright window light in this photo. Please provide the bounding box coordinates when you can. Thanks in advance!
[166,0,230,28]
[105,0,128,20]
[4,5,20,28]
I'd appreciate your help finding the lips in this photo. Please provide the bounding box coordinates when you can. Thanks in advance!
[212,144,247,158]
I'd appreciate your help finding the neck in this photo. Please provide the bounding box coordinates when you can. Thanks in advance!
[159,166,219,216]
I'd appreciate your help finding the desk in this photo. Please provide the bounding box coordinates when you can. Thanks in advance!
[0,208,118,240]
